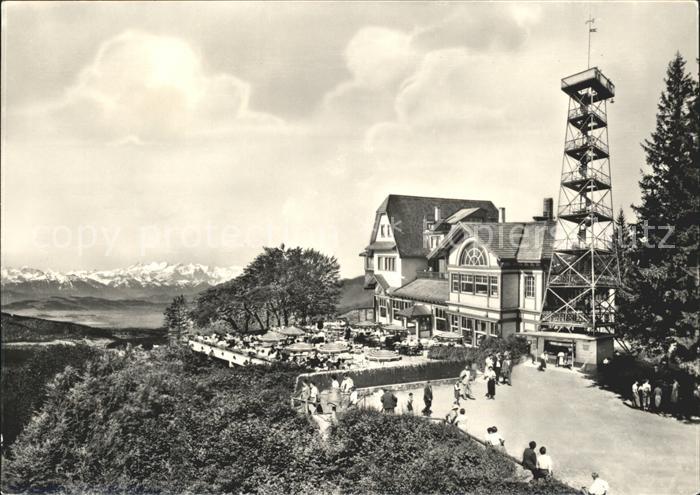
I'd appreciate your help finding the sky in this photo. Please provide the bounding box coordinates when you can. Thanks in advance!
[1,1,697,278]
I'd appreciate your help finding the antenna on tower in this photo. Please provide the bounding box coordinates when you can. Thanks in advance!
[586,13,597,69]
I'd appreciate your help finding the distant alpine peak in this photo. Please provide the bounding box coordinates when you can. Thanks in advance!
[1,262,241,288]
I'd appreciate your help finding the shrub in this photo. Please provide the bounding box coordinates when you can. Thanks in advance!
[427,335,530,369]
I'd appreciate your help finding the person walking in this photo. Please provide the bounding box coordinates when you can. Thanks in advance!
[632,380,641,408]
[484,366,497,399]
[454,380,462,402]
[536,446,553,480]
[423,381,433,416]
[522,441,538,479]
[501,354,512,385]
[653,382,663,412]
[641,379,652,411]
[581,472,609,495]
[380,389,397,413]
[462,371,474,399]
[538,352,547,372]
[670,379,680,416]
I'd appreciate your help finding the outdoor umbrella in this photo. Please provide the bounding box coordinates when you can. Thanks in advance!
[284,342,315,353]
[257,331,287,343]
[318,342,350,354]
[433,330,463,341]
[365,349,402,362]
[278,325,306,337]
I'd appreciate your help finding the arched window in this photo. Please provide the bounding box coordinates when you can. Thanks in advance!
[459,243,487,266]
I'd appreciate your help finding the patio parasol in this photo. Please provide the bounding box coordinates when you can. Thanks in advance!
[318,342,350,354]
[433,330,463,341]
[277,325,307,337]
[365,349,402,362]
[284,342,315,353]
[257,331,287,343]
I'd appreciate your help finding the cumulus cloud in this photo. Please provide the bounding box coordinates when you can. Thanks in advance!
[12,31,284,143]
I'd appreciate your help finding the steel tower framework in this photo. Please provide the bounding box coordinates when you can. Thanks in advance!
[540,68,621,333]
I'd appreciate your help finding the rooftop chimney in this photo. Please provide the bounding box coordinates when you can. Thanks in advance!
[499,207,506,223]
[543,197,554,220]
[434,205,441,222]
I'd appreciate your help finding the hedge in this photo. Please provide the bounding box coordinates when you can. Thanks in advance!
[296,359,467,392]
[427,335,530,369]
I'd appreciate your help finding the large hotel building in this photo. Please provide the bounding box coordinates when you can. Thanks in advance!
[360,194,556,347]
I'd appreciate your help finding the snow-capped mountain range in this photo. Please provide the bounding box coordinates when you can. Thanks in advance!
[1,262,241,304]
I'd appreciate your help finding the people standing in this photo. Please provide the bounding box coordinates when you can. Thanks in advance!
[380,389,398,413]
[309,381,320,414]
[653,382,663,412]
[330,374,341,409]
[502,354,512,385]
[641,379,652,411]
[494,353,502,384]
[522,441,538,479]
[340,374,354,408]
[538,352,547,371]
[485,366,497,399]
[454,380,462,402]
[670,379,680,415]
[300,379,311,412]
[632,380,641,408]
[423,381,433,416]
[348,387,359,409]
[462,370,474,399]
[405,392,414,415]
[536,446,553,480]
[455,408,468,433]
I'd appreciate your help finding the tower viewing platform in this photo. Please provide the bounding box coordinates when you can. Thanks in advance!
[561,67,615,103]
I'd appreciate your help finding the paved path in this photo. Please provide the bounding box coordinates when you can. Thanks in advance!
[369,363,699,495]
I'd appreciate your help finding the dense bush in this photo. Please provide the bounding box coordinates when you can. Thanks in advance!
[427,335,530,369]
[297,359,467,392]
[327,409,578,494]
[3,343,576,494]
[1,344,102,450]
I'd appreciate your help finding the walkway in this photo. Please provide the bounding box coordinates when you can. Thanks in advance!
[377,363,699,495]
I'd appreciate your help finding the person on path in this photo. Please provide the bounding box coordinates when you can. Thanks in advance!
[423,381,433,416]
[536,446,553,480]
[454,380,462,402]
[670,379,680,415]
[300,379,311,411]
[502,354,512,385]
[632,381,641,408]
[653,382,663,412]
[641,379,652,411]
[380,389,397,413]
[557,350,565,367]
[484,366,497,399]
[538,352,547,371]
[309,381,320,414]
[462,371,474,399]
[340,374,354,408]
[485,354,494,370]
[404,392,414,415]
[522,441,538,479]
[494,353,502,384]
[348,387,359,409]
[330,374,341,409]
[582,472,609,495]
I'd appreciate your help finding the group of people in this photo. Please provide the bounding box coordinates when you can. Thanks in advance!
[483,352,513,399]
[521,440,554,481]
[631,378,681,414]
[299,374,360,414]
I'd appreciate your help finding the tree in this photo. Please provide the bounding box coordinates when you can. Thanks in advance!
[190,245,341,332]
[620,54,699,374]
[163,295,191,340]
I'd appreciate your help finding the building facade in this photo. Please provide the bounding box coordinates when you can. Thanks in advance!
[362,194,555,346]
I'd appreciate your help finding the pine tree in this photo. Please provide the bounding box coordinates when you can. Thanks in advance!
[164,295,191,341]
[622,54,699,374]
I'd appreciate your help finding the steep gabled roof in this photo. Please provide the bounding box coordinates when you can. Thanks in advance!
[369,195,499,258]
[428,221,556,263]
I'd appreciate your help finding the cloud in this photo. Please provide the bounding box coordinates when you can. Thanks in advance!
[11,31,284,143]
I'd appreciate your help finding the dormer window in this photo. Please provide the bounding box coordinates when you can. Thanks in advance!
[459,243,487,266]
